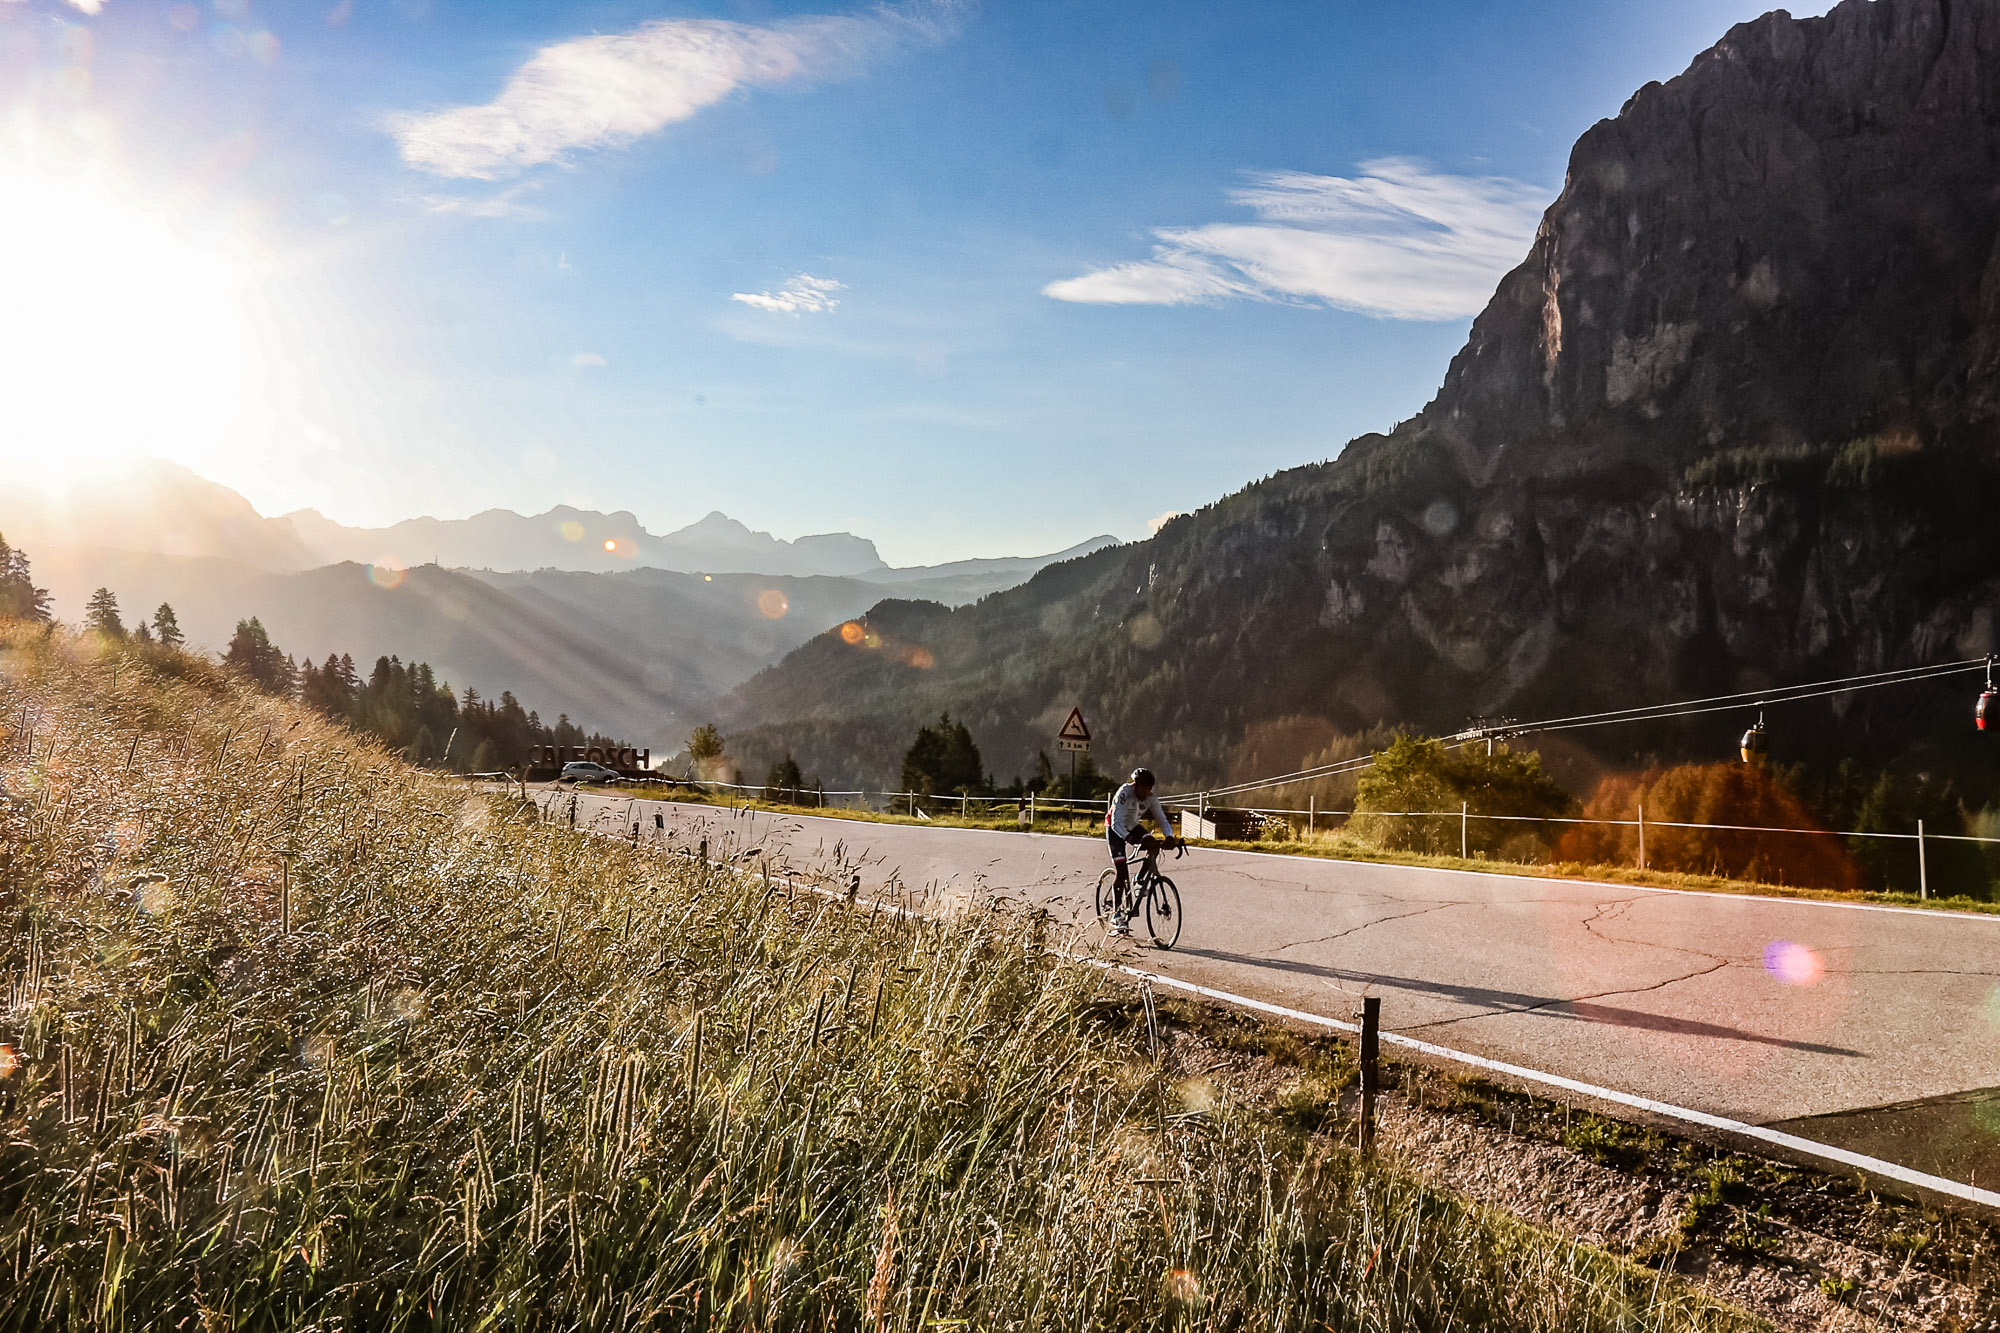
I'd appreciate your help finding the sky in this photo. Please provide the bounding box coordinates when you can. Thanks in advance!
[0,0,1839,565]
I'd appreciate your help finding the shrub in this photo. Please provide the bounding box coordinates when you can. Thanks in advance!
[1347,736,1575,858]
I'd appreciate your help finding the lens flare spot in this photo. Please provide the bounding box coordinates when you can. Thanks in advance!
[130,872,173,916]
[0,1045,19,1078]
[1762,939,1824,987]
[113,819,146,853]
[1166,1268,1200,1303]
[863,631,882,650]
[839,621,865,645]
[559,521,584,542]
[603,538,618,552]
[757,590,788,620]
[294,1035,336,1068]
[247,30,280,63]
[368,558,407,590]
[703,574,712,582]
[904,646,935,669]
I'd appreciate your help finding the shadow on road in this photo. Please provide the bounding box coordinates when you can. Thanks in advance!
[1177,948,1866,1057]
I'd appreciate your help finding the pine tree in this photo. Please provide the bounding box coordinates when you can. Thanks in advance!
[133,621,154,644]
[900,713,986,798]
[764,752,806,802]
[151,603,184,648]
[224,617,294,695]
[83,588,125,639]
[0,533,51,623]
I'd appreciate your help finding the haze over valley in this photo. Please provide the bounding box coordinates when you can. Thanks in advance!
[2,461,1115,739]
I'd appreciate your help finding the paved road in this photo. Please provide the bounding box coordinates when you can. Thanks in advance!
[547,790,2000,1152]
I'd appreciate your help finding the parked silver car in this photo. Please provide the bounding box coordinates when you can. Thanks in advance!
[558,761,622,785]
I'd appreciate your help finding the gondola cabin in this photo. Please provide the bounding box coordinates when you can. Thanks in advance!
[1740,720,1769,765]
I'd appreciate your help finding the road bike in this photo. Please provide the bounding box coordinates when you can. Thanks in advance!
[1094,841,1185,949]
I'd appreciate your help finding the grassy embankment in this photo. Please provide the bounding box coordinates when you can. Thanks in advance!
[591,785,2000,917]
[0,624,1762,1330]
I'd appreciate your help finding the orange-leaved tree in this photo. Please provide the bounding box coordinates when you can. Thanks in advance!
[1557,763,1860,891]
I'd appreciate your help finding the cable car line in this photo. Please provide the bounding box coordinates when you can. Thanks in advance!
[1170,654,1995,803]
[1491,656,1989,736]
[1523,660,1985,739]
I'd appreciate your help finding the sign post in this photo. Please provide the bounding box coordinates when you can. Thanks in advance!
[1057,706,1091,793]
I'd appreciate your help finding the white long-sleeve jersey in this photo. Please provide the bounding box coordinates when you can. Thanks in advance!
[1105,782,1172,840]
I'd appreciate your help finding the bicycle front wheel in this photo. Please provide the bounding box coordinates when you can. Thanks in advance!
[1144,875,1183,949]
[1094,867,1120,925]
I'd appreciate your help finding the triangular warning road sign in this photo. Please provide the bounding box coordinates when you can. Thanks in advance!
[1057,707,1091,742]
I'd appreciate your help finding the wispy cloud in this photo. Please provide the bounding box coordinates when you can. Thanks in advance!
[64,0,106,14]
[1044,160,1550,321]
[388,0,962,180]
[571,351,606,367]
[732,273,845,315]
[415,181,545,219]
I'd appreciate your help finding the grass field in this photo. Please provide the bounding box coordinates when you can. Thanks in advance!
[0,624,1764,1330]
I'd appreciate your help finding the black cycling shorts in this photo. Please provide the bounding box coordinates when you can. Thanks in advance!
[1108,829,1156,862]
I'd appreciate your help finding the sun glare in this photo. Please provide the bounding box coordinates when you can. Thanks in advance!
[0,170,251,485]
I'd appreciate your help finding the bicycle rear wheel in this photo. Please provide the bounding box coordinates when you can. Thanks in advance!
[1093,867,1120,925]
[1144,875,1183,949]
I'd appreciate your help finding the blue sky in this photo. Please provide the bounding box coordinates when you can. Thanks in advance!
[0,0,1834,564]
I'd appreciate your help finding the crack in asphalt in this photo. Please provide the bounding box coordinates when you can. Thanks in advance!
[1578,896,1727,964]
[1401,896,1735,1032]
[1835,967,2000,978]
[1271,899,1474,953]
[1403,955,1736,1032]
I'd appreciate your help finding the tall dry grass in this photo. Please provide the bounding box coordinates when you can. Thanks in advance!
[0,625,1757,1331]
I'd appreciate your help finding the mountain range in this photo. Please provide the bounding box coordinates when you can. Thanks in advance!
[720,0,2000,798]
[3,463,1117,743]
[2,459,1114,585]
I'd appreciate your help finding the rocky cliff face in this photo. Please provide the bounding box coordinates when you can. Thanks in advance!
[1413,0,2000,486]
[727,0,2000,793]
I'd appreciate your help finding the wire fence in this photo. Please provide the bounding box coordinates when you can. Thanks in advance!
[572,776,1999,902]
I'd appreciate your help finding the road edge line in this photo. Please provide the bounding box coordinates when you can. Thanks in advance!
[1113,962,2000,1211]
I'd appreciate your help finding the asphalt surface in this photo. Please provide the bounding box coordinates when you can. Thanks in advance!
[544,788,2000,1170]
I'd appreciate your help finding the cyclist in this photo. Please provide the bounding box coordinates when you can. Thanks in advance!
[1106,767,1178,936]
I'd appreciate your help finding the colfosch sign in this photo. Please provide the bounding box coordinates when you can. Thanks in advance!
[527,744,651,772]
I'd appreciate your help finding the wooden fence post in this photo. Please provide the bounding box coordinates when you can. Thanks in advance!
[1357,997,1380,1157]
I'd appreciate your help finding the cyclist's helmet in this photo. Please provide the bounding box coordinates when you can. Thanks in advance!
[1130,767,1155,787]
